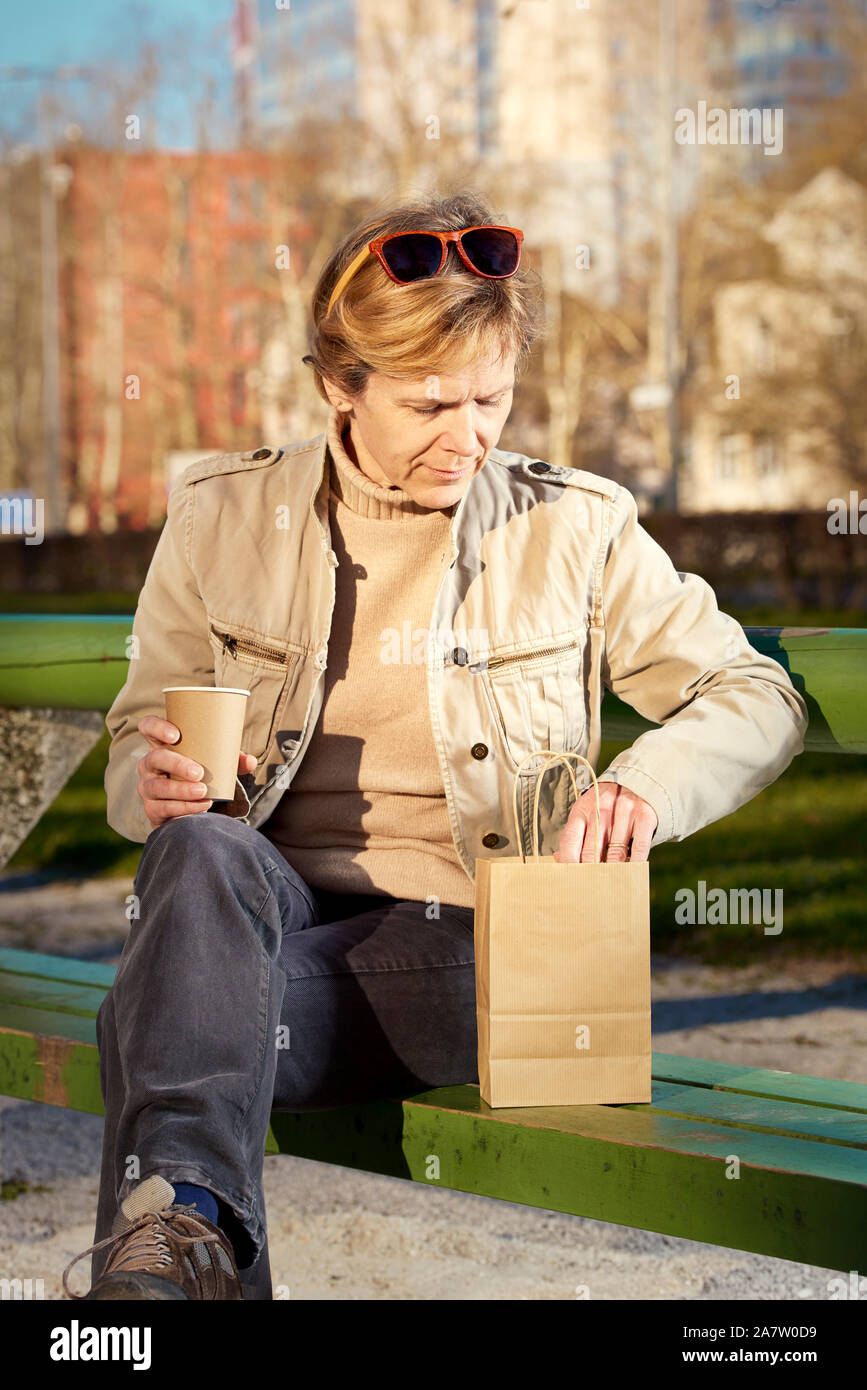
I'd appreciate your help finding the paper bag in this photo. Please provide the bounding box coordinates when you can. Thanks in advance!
[475,749,651,1108]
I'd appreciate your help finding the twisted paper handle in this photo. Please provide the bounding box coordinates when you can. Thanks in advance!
[511,749,601,865]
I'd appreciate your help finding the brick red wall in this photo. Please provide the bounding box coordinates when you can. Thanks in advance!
[59,147,294,531]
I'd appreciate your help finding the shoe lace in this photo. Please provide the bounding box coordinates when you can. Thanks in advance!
[62,1203,221,1301]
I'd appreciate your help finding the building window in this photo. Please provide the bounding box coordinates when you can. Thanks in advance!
[178,176,191,223]
[831,317,856,364]
[230,241,250,285]
[249,178,265,221]
[755,435,781,477]
[755,315,777,373]
[716,433,743,479]
[179,304,194,344]
[230,304,243,349]
[230,368,246,422]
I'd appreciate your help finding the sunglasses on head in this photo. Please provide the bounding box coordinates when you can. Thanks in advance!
[326,225,524,316]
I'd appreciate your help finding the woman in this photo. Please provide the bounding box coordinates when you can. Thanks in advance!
[63,191,808,1301]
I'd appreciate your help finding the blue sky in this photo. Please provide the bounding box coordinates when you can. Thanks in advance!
[1,0,237,149]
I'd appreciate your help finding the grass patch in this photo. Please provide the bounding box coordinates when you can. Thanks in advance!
[1,597,863,627]
[636,733,867,964]
[0,1176,54,1201]
[0,592,141,615]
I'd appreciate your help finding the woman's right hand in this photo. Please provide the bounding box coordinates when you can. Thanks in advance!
[136,715,257,830]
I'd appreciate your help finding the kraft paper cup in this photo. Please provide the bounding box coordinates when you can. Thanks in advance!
[162,686,251,802]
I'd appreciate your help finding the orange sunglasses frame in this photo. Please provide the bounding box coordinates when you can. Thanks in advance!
[326,225,524,316]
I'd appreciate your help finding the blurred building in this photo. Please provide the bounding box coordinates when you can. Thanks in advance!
[56,146,293,532]
[5,2,863,533]
[682,167,867,512]
[705,0,854,171]
[232,0,713,308]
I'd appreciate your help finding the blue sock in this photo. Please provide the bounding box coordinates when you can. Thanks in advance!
[171,1182,220,1227]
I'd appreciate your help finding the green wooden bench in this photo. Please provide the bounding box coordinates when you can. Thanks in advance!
[1,945,866,1276]
[1,619,866,1279]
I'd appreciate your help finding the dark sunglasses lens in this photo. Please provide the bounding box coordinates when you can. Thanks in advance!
[460,228,520,276]
[381,233,444,282]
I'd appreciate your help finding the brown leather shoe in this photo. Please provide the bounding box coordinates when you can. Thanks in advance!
[63,1174,244,1300]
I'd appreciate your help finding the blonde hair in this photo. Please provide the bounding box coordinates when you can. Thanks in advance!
[303,190,544,405]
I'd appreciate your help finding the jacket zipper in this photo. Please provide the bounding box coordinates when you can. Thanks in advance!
[210,624,288,668]
[485,637,581,670]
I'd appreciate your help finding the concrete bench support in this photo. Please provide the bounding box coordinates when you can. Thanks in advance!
[0,707,105,869]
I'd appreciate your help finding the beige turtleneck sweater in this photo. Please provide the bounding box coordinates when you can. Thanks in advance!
[259,410,476,909]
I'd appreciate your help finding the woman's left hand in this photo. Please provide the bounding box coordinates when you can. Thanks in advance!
[553,783,658,863]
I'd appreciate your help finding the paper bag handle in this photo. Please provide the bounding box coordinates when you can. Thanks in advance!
[511,749,601,864]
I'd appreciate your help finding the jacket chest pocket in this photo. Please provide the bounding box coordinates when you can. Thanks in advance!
[207,622,295,763]
[477,633,587,774]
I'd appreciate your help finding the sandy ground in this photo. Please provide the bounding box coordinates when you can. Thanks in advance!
[0,871,865,1301]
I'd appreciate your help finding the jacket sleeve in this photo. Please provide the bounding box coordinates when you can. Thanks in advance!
[104,480,216,844]
[594,485,808,849]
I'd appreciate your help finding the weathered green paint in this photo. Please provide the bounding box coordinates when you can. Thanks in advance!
[0,970,110,1019]
[0,947,116,990]
[0,1022,102,1110]
[633,1081,867,1149]
[0,616,133,711]
[1,617,866,752]
[0,1004,98,1047]
[268,1091,867,1274]
[652,1052,867,1113]
[385,1086,867,1182]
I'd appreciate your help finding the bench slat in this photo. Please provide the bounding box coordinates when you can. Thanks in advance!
[636,1081,867,1149]
[1,1008,862,1186]
[0,1007,98,1048]
[0,970,107,1019]
[382,1084,867,1183]
[0,947,117,990]
[2,957,862,1117]
[652,1051,867,1113]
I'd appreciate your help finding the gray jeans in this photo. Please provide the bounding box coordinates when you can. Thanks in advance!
[91,812,478,1299]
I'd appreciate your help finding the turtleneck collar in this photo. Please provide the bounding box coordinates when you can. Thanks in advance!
[326,406,455,522]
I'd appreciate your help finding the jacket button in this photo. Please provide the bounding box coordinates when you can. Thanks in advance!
[481,831,501,848]
[471,742,488,760]
[250,447,272,461]
[528,460,551,474]
[452,647,468,665]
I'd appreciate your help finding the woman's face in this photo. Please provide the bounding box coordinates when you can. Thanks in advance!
[324,350,517,507]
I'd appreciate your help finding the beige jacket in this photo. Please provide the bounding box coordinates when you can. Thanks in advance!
[104,407,808,875]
